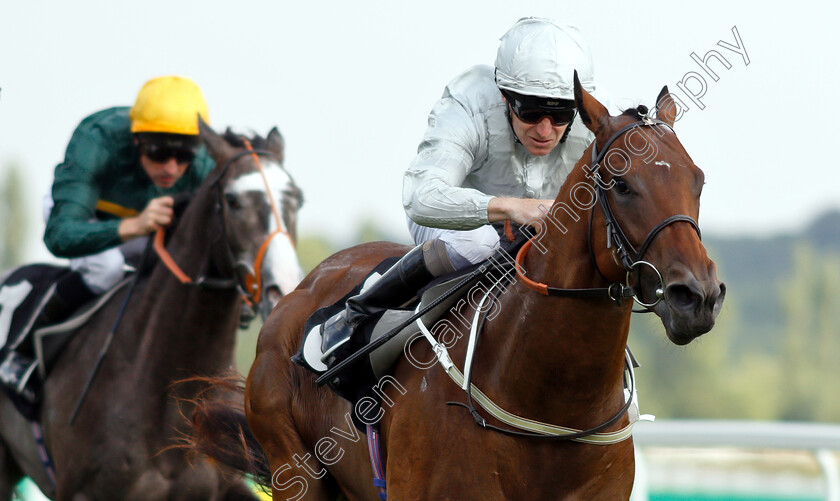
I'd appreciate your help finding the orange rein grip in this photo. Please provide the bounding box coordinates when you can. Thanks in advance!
[247,229,282,304]
[155,140,296,306]
[514,238,549,296]
[504,219,515,242]
[153,228,192,284]
[156,227,255,306]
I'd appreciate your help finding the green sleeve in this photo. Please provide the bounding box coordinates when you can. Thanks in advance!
[44,123,124,258]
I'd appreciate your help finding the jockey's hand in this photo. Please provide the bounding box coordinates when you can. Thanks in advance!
[488,197,555,230]
[118,196,175,240]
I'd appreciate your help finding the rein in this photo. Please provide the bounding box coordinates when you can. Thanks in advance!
[153,141,292,306]
[518,117,701,309]
[444,117,697,441]
[515,239,635,304]
[328,118,701,443]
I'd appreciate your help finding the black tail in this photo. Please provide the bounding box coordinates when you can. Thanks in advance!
[176,374,272,489]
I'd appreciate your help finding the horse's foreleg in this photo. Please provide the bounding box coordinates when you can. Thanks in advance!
[261,433,339,501]
[0,439,23,501]
[248,358,340,500]
[255,428,340,501]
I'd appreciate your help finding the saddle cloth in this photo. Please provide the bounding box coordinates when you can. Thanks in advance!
[0,264,131,418]
[293,251,517,431]
[0,264,70,353]
[293,224,528,430]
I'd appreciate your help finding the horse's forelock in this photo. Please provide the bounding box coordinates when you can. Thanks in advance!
[620,105,649,120]
[222,129,247,148]
[217,130,273,179]
[220,129,281,158]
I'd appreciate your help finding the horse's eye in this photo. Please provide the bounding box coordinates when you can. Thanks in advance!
[283,189,304,209]
[225,193,242,210]
[614,178,633,196]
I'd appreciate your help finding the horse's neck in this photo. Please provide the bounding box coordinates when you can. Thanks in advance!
[133,194,240,388]
[472,184,632,426]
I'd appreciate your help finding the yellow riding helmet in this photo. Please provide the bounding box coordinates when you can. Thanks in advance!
[129,76,210,135]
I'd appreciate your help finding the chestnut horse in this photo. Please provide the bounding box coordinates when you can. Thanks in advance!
[241,78,725,499]
[0,122,303,500]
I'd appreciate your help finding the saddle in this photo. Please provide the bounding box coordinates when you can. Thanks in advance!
[0,264,131,418]
[294,228,527,431]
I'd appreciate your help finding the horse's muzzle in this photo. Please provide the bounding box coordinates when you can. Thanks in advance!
[258,285,284,321]
[656,271,726,344]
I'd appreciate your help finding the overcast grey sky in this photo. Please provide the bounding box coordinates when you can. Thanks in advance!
[2,0,838,263]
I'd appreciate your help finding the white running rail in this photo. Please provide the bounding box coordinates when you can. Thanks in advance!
[631,420,840,501]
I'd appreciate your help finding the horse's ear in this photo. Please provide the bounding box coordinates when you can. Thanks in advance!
[573,70,611,141]
[199,116,235,160]
[655,86,679,127]
[266,127,285,163]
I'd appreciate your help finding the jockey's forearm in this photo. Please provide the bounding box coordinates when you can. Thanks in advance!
[488,197,554,225]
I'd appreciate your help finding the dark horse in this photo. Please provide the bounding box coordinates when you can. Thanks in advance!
[206,78,725,499]
[0,121,304,500]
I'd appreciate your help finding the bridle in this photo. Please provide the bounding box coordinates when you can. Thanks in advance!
[449,115,703,441]
[517,114,702,309]
[71,142,295,421]
[153,141,295,315]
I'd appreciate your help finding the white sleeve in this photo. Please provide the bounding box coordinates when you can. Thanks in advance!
[402,95,494,230]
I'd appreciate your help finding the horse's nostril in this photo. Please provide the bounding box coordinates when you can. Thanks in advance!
[666,284,701,312]
[267,286,283,305]
[710,282,726,314]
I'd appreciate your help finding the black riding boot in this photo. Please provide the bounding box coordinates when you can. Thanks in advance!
[0,271,95,404]
[320,239,455,365]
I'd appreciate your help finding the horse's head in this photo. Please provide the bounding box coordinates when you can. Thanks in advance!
[198,119,304,319]
[573,73,726,344]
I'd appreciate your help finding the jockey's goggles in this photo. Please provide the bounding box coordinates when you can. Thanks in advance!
[502,90,577,126]
[136,133,199,164]
[142,145,195,164]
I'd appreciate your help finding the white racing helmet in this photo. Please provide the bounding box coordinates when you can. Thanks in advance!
[494,17,595,100]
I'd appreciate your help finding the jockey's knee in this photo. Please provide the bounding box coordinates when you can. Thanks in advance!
[407,219,502,271]
[69,247,126,294]
[440,226,501,269]
[421,239,457,277]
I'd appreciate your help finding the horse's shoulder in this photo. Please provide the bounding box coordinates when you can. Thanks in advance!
[261,241,412,349]
[303,241,410,287]
[331,241,411,264]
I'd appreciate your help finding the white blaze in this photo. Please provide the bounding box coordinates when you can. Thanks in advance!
[229,160,303,296]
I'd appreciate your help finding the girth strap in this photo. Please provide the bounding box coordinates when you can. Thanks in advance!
[418,274,654,443]
[417,307,651,444]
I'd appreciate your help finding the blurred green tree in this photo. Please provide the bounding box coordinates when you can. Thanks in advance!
[776,244,840,422]
[629,289,740,420]
[0,160,29,270]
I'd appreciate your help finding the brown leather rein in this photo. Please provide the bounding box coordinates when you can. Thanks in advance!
[515,117,701,308]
